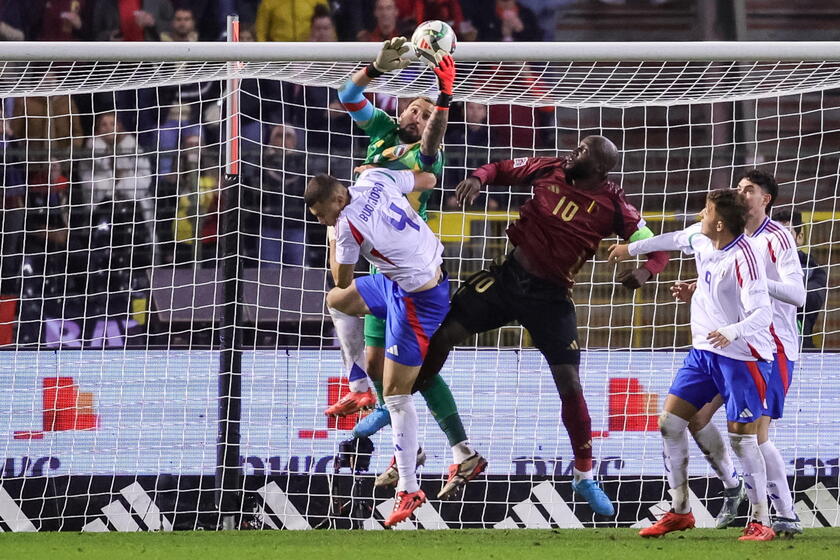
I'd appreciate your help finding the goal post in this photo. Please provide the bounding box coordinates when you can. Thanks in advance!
[0,41,837,532]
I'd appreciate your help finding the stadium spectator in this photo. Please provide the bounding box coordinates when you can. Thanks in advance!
[471,0,540,42]
[7,86,85,172]
[328,0,370,42]
[238,24,254,41]
[0,1,28,40]
[161,7,197,41]
[171,131,218,265]
[253,124,307,267]
[33,0,88,41]
[516,0,569,40]
[255,0,322,42]
[90,0,174,42]
[394,0,464,33]
[78,111,153,222]
[775,208,827,349]
[309,3,337,41]
[157,102,202,175]
[358,0,403,42]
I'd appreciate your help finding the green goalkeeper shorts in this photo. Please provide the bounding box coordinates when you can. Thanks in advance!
[364,314,386,348]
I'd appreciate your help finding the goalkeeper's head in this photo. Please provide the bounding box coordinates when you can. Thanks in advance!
[306,174,348,227]
[397,96,434,143]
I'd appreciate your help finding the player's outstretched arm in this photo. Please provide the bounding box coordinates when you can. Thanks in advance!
[609,225,699,263]
[338,38,411,126]
[456,157,560,206]
[420,54,456,163]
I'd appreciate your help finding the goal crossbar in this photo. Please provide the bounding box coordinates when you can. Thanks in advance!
[4,41,840,62]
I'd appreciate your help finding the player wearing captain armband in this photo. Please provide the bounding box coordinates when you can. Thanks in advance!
[412,136,671,514]
[329,36,484,497]
[609,189,777,541]
[306,167,452,526]
[663,170,805,537]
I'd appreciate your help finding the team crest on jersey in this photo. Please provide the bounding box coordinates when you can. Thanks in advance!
[382,144,411,160]
[513,157,528,168]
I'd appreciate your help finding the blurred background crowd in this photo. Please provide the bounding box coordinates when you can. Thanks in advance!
[0,0,834,348]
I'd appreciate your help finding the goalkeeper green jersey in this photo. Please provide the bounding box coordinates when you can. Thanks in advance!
[358,107,443,222]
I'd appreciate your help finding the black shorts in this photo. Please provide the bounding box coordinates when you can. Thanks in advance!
[449,252,580,366]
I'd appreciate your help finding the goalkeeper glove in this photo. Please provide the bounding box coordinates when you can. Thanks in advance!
[433,54,456,108]
[367,37,411,78]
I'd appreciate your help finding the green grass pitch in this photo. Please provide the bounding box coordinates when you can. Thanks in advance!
[3,528,840,560]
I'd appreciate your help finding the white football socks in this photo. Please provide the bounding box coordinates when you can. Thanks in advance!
[384,394,420,493]
[452,441,476,464]
[573,468,594,483]
[660,412,691,514]
[729,433,769,525]
[760,439,796,519]
[328,307,370,393]
[691,422,740,489]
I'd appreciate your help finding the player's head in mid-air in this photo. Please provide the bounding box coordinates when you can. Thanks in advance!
[563,135,619,187]
[735,168,778,218]
[305,174,348,226]
[397,97,434,143]
[700,188,748,240]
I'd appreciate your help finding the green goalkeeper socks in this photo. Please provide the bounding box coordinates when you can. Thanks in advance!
[373,380,385,405]
[375,374,467,448]
[420,374,468,447]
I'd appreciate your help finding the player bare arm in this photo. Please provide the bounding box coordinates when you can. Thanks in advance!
[454,157,558,205]
[420,55,456,161]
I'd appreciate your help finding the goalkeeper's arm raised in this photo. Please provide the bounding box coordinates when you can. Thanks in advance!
[419,54,456,169]
[337,37,411,125]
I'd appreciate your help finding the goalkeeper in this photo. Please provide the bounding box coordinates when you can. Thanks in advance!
[326,38,485,498]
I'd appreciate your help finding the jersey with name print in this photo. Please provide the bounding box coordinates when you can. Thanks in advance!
[335,168,443,292]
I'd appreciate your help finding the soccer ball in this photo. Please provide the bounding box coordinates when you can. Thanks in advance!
[411,20,457,68]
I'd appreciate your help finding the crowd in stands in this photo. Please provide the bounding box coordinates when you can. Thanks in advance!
[0,0,558,276]
[0,1,824,347]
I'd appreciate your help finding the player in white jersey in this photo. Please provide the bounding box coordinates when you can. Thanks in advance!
[671,171,806,536]
[608,189,777,541]
[305,167,459,526]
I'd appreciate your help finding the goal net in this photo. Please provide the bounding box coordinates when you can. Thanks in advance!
[0,41,837,532]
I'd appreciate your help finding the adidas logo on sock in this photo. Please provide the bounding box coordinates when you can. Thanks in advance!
[387,345,399,356]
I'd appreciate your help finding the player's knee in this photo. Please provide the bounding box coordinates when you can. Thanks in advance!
[687,414,709,434]
[659,411,689,438]
[325,287,342,310]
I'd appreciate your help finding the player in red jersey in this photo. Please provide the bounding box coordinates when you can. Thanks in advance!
[414,136,670,512]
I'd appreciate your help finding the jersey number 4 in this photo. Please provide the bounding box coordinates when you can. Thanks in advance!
[387,203,421,231]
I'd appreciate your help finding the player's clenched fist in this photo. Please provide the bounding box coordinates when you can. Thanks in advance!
[373,37,412,73]
[670,281,696,303]
[455,176,482,206]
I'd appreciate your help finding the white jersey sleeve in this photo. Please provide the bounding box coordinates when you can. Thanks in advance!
[629,222,704,256]
[764,223,806,307]
[335,215,361,265]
